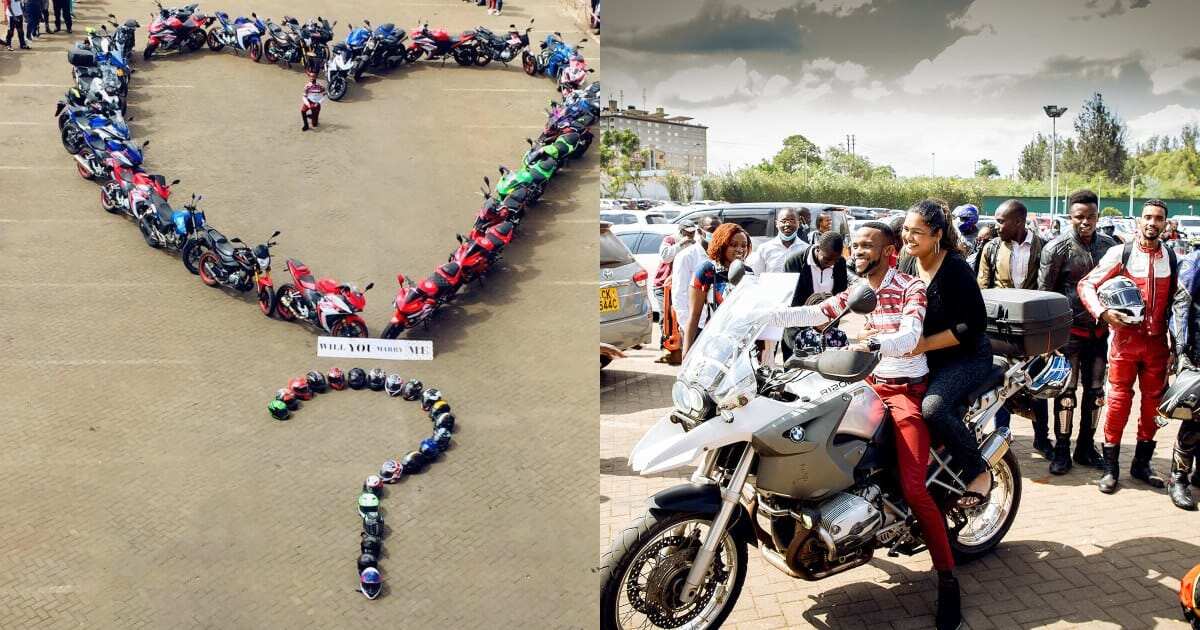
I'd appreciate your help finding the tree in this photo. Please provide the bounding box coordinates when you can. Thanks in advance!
[975,159,1000,178]
[1073,92,1129,180]
[600,129,646,197]
[662,170,693,203]
[1017,134,1049,181]
[771,134,823,173]
[823,145,874,179]
[1182,122,1200,154]
[1101,206,1123,217]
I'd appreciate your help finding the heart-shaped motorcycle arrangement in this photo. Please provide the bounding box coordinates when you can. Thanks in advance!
[55,2,597,600]
[58,4,598,339]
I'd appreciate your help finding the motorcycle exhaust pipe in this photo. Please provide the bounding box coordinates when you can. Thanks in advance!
[73,153,94,174]
[979,426,1012,468]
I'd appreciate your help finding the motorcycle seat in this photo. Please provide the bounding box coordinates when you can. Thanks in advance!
[316,277,339,294]
[213,236,240,260]
[332,42,349,53]
[287,259,317,290]
[962,365,1007,407]
[153,203,175,224]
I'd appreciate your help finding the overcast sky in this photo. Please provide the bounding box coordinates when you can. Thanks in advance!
[603,0,1200,177]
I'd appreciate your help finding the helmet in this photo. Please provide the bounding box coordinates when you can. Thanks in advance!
[289,377,313,401]
[793,328,823,356]
[421,388,442,411]
[368,368,387,391]
[1025,353,1071,399]
[275,388,299,411]
[306,370,328,394]
[361,511,384,537]
[379,459,401,483]
[327,367,346,390]
[953,204,979,232]
[363,475,383,496]
[384,374,405,397]
[268,399,291,420]
[358,492,380,517]
[357,553,378,573]
[823,328,849,349]
[419,437,440,458]
[401,379,423,401]
[1098,276,1144,324]
[1160,366,1200,420]
[347,368,367,390]
[401,450,426,474]
[433,411,456,432]
[360,533,382,556]
[433,427,452,449]
[428,399,451,419]
[359,567,383,600]
[1182,563,1200,628]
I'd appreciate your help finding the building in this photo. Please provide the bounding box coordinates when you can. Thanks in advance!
[600,101,708,176]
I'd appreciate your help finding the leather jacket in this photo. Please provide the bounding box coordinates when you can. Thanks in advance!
[1038,230,1118,337]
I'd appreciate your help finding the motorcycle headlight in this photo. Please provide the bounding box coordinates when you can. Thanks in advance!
[671,381,706,417]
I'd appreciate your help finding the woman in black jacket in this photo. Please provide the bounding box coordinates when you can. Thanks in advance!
[900,199,993,507]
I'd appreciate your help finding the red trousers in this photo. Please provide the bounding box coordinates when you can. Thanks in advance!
[1103,330,1170,444]
[870,379,955,571]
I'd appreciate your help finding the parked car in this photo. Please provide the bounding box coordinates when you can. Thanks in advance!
[670,202,869,246]
[600,221,652,368]
[1176,216,1200,239]
[612,223,679,318]
[600,209,671,225]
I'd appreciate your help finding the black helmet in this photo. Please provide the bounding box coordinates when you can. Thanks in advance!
[357,553,378,574]
[401,379,423,401]
[421,388,442,411]
[433,411,455,432]
[347,368,367,390]
[361,511,384,537]
[360,533,382,556]
[275,388,299,411]
[1160,366,1200,420]
[359,567,383,600]
[327,367,346,390]
[384,374,405,397]
[433,427,452,450]
[268,399,291,421]
[306,370,328,394]
[368,368,387,391]
[401,450,426,474]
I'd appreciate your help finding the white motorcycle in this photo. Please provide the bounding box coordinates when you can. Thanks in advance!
[600,267,1066,630]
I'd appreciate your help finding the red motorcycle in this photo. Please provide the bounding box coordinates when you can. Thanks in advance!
[451,221,515,283]
[379,263,463,339]
[99,156,177,222]
[467,178,534,240]
[405,23,481,65]
[144,1,211,60]
[274,258,373,337]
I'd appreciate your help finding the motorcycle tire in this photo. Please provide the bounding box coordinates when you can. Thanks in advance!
[206,30,224,51]
[474,49,492,67]
[521,50,536,76]
[257,286,276,317]
[61,125,82,155]
[186,29,207,52]
[197,251,222,287]
[100,182,122,214]
[379,322,404,339]
[405,47,423,63]
[328,75,347,101]
[331,317,368,338]
[263,39,280,64]
[180,238,205,275]
[143,42,157,61]
[138,215,162,249]
[273,284,300,321]
[248,40,262,63]
[76,154,94,181]
[453,48,475,67]
[599,510,747,630]
[948,447,1023,564]
[353,63,366,81]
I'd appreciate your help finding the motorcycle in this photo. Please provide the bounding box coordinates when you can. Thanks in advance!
[405,22,481,66]
[522,32,583,79]
[493,157,560,204]
[104,14,140,62]
[450,220,515,283]
[522,133,583,167]
[325,25,363,101]
[75,136,145,182]
[467,180,533,240]
[264,16,331,72]
[99,159,176,222]
[599,270,1031,629]
[378,265,462,339]
[143,2,210,60]
[137,191,208,252]
[59,105,128,155]
[557,48,591,94]
[472,19,533,67]
[195,229,280,316]
[274,260,372,337]
[351,20,407,78]
[206,11,266,61]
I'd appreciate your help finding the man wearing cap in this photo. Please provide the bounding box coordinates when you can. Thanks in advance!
[655,220,697,364]
[669,216,721,339]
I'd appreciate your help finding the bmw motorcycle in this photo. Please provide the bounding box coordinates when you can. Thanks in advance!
[138,191,208,252]
[405,23,481,66]
[274,260,372,337]
[599,271,1034,630]
[473,19,533,67]
[143,1,210,60]
[206,11,266,61]
[195,229,280,315]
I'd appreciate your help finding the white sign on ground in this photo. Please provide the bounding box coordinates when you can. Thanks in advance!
[316,337,433,361]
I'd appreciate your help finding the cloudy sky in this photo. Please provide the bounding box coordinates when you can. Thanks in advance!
[603,0,1200,177]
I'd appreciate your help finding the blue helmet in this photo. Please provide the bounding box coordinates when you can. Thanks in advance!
[359,567,382,599]
[953,204,979,232]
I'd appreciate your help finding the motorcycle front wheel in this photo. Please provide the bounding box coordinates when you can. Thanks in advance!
[143,42,158,61]
[521,50,536,75]
[599,511,747,630]
[257,286,276,317]
[180,238,205,274]
[474,49,492,67]
[379,322,404,339]
[206,30,224,51]
[405,47,423,63]
[263,39,280,64]
[328,75,347,101]
[61,125,82,154]
[330,317,368,338]
[186,29,207,52]
[947,447,1023,563]
[99,182,121,213]
[248,40,262,62]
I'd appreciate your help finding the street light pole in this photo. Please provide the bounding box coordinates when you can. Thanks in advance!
[931,152,935,177]
[1044,105,1068,217]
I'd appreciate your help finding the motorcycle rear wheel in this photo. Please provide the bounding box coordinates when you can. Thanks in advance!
[197,252,222,287]
[453,48,476,66]
[248,41,262,62]
[947,447,1022,563]
[273,284,300,321]
[100,182,122,213]
[353,62,366,81]
[138,215,161,248]
[599,511,747,630]
[475,49,492,67]
[206,30,224,51]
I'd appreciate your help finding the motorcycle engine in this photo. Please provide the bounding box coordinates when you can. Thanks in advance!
[815,486,882,549]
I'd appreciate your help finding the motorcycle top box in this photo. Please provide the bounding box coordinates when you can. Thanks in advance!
[68,44,98,68]
[981,288,1071,357]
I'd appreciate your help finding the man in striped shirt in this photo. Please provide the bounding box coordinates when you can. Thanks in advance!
[766,221,963,630]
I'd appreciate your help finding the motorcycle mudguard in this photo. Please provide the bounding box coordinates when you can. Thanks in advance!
[631,397,793,475]
[648,483,757,543]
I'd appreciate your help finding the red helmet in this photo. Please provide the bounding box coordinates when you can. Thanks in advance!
[327,367,346,390]
[289,377,313,401]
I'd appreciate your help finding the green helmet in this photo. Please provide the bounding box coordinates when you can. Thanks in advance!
[357,492,380,516]
[268,399,290,421]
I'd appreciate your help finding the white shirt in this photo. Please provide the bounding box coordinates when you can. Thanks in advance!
[6,0,22,17]
[670,241,708,328]
[1009,229,1034,287]
[808,247,835,295]
[746,235,804,273]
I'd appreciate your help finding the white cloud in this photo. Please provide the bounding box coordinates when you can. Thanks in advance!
[809,58,868,82]
[851,80,891,101]
[800,0,874,17]
[652,58,791,105]
[1126,104,1200,142]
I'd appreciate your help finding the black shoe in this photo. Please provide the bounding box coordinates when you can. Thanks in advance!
[1049,445,1072,475]
[936,574,963,630]
[1169,448,1198,511]
[1130,440,1166,488]
[1073,443,1106,470]
[1032,436,1054,460]
[1099,444,1119,494]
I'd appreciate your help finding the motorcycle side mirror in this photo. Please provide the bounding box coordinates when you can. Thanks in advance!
[196,194,203,202]
[364,282,374,292]
[728,259,746,286]
[483,176,491,188]
[456,234,464,244]
[498,166,509,175]
[554,31,562,36]
[525,137,534,147]
[580,38,589,43]
[252,12,257,17]
[170,178,181,185]
[845,283,877,315]
[271,230,281,238]
[141,140,150,147]
[108,13,115,18]
[396,273,407,285]
[587,68,595,73]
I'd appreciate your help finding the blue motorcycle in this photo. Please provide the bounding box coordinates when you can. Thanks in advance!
[207,11,267,61]
[74,134,146,182]
[61,109,129,155]
[522,32,583,80]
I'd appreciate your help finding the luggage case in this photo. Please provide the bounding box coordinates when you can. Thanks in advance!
[68,44,97,68]
[981,288,1071,357]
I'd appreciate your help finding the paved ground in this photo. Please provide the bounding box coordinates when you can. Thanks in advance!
[601,333,1200,629]
[0,0,597,627]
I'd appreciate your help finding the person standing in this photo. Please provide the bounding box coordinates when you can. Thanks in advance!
[780,231,848,360]
[1039,190,1117,474]
[1169,245,1200,509]
[299,71,326,131]
[745,207,805,273]
[1079,199,1186,494]
[953,204,981,258]
[21,0,38,38]
[3,0,27,49]
[50,0,67,32]
[670,215,719,354]
[768,222,963,630]
[683,223,751,356]
[654,221,697,365]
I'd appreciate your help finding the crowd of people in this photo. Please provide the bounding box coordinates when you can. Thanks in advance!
[648,191,1200,629]
[3,0,71,50]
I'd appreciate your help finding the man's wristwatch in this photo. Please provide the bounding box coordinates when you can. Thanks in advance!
[866,337,881,353]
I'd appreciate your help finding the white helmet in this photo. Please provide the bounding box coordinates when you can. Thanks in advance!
[1098,276,1144,324]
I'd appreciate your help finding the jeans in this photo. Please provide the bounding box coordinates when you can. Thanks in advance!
[5,16,26,46]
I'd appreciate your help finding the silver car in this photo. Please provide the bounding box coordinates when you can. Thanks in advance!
[600,222,652,368]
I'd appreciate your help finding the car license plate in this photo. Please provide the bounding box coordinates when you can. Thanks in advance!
[599,286,620,313]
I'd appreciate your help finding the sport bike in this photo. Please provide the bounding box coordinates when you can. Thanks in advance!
[274,260,372,337]
[100,162,176,222]
[473,19,533,67]
[378,264,463,339]
[468,181,533,240]
[195,229,280,315]
[522,32,583,79]
[600,270,1040,630]
[347,20,407,79]
[144,2,210,60]
[105,14,140,62]
[138,191,208,252]
[60,107,128,155]
[207,11,266,61]
[450,221,515,283]
[75,136,145,182]
[405,23,480,66]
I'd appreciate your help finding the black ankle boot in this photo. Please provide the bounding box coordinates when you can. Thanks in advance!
[1073,442,1105,470]
[1049,444,1072,475]
[1130,440,1166,488]
[1099,444,1119,494]
[1170,447,1197,510]
[936,573,962,630]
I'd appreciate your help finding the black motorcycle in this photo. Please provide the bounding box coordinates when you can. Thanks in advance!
[473,19,533,67]
[355,20,407,77]
[194,229,280,316]
[105,13,140,62]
